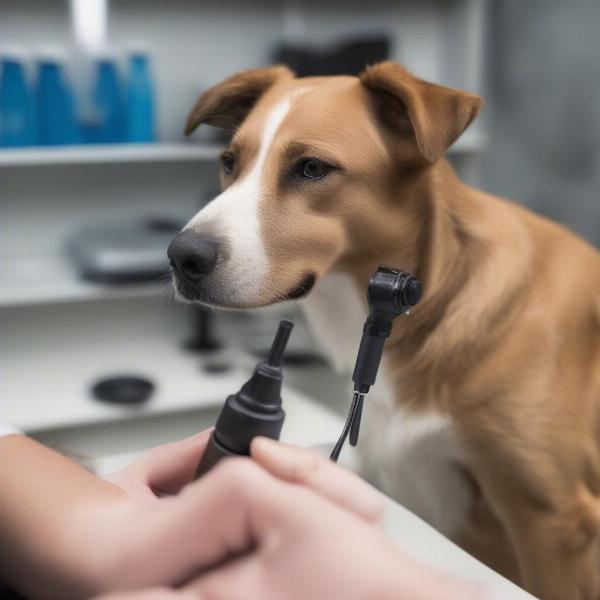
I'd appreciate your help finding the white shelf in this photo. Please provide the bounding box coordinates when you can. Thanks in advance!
[1,328,248,432]
[0,254,163,308]
[0,142,222,167]
[0,134,483,169]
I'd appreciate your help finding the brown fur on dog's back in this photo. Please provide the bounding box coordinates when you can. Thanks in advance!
[354,159,600,597]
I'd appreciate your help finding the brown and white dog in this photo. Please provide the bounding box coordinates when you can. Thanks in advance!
[168,62,600,600]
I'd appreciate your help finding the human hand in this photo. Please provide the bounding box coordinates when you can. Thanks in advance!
[0,431,212,600]
[175,437,483,600]
[89,437,483,600]
[34,431,381,599]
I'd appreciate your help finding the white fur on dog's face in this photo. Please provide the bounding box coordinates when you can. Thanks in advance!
[181,98,292,307]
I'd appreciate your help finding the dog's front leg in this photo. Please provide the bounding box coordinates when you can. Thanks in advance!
[470,442,600,600]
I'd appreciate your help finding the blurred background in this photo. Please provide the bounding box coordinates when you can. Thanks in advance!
[0,0,597,467]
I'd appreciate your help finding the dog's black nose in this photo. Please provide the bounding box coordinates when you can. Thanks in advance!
[167,230,218,284]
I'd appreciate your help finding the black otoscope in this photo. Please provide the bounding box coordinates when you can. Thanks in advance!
[330,265,423,461]
[195,266,422,476]
[195,320,292,477]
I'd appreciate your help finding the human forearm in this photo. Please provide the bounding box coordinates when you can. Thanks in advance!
[0,435,124,599]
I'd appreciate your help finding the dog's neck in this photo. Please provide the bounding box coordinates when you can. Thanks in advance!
[301,159,474,372]
[359,159,479,305]
[302,158,532,406]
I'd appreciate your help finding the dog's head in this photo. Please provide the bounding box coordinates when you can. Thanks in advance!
[168,62,482,308]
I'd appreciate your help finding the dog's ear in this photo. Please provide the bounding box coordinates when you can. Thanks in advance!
[359,61,483,162]
[185,65,294,134]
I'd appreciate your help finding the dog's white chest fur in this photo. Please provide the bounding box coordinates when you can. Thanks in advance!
[301,272,473,537]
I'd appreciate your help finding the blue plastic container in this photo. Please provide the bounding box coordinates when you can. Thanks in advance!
[35,54,80,145]
[91,58,126,144]
[126,52,155,143]
[0,52,35,147]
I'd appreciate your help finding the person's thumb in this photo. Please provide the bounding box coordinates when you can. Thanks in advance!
[128,429,212,495]
[251,437,384,522]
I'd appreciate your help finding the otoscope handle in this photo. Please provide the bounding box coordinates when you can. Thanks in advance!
[194,392,286,478]
[195,431,238,477]
[352,314,393,393]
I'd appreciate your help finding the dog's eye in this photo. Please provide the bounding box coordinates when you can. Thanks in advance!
[301,158,333,180]
[221,153,236,175]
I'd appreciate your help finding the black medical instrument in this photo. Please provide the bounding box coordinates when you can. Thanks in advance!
[330,265,422,461]
[194,265,422,476]
[195,320,292,477]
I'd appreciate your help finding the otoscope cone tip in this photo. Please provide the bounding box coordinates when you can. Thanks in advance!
[267,320,294,367]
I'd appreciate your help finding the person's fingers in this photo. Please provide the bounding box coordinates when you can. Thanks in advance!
[182,554,265,600]
[131,430,213,495]
[250,437,384,522]
[99,459,281,589]
[127,458,364,589]
[152,458,288,580]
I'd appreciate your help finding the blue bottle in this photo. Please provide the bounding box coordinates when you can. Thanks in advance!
[35,51,80,145]
[126,51,155,143]
[91,57,126,144]
[0,50,35,147]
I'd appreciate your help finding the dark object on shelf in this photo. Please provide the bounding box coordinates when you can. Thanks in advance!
[91,375,154,405]
[195,320,293,477]
[147,216,183,233]
[66,216,185,284]
[202,358,232,374]
[185,306,221,352]
[244,323,323,366]
[272,35,390,77]
[248,346,324,367]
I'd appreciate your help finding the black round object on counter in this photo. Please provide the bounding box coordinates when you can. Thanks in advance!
[91,376,154,405]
